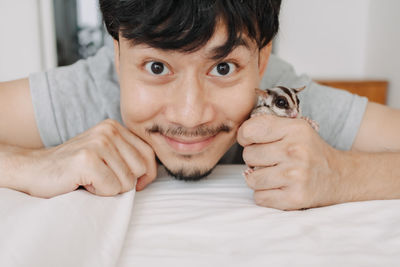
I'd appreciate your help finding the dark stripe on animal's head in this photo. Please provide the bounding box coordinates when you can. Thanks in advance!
[277,86,295,104]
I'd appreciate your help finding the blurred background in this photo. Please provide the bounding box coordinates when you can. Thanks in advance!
[0,0,399,107]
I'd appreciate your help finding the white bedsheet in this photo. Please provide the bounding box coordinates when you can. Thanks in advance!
[1,165,400,267]
[0,186,135,267]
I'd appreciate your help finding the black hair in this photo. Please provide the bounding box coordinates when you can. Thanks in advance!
[99,0,281,59]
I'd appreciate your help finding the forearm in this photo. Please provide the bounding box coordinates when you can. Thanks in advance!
[0,143,37,193]
[338,150,400,203]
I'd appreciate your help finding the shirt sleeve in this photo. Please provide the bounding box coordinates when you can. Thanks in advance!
[29,47,122,147]
[259,55,368,150]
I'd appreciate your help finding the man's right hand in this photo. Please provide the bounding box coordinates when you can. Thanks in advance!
[1,119,157,198]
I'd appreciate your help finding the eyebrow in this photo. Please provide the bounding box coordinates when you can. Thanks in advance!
[207,37,252,61]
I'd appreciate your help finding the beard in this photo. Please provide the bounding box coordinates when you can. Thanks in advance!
[156,156,217,181]
[163,163,217,181]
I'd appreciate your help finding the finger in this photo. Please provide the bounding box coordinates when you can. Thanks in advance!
[111,129,157,191]
[97,142,137,193]
[253,189,289,210]
[110,136,155,191]
[242,142,287,167]
[106,120,158,185]
[82,156,122,196]
[106,133,147,177]
[237,115,292,147]
[244,166,287,190]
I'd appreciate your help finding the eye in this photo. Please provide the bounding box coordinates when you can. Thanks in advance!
[275,96,289,109]
[209,62,236,77]
[145,61,171,76]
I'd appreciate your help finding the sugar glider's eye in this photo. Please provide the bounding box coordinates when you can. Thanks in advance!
[145,61,171,76]
[275,96,289,109]
[210,62,236,77]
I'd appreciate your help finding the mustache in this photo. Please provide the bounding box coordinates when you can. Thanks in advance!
[146,124,233,137]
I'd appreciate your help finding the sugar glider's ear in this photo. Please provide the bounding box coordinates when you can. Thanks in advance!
[255,88,268,97]
[293,86,306,93]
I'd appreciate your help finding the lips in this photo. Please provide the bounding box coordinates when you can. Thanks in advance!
[163,134,216,154]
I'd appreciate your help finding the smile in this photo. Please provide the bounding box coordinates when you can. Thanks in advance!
[162,134,216,154]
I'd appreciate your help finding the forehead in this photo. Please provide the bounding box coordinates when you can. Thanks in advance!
[203,22,258,58]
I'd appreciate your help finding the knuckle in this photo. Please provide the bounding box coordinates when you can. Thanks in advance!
[96,120,120,137]
[286,143,307,160]
[285,167,308,183]
[240,124,253,141]
[285,167,300,179]
[92,135,110,148]
[76,148,97,164]
[286,143,300,157]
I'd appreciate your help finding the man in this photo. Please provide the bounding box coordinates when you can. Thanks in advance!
[0,0,399,210]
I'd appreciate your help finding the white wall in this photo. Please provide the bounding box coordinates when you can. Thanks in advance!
[276,0,370,79]
[275,0,400,108]
[77,0,101,28]
[364,0,400,108]
[0,0,56,82]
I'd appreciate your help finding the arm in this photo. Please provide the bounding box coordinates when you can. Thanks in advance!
[337,102,400,202]
[0,79,157,197]
[0,78,43,148]
[352,102,400,152]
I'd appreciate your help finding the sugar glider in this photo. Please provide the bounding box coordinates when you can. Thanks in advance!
[244,86,319,175]
[251,86,319,130]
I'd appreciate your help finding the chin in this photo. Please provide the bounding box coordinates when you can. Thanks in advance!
[158,154,220,182]
[163,164,217,181]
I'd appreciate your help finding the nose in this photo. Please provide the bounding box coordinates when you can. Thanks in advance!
[165,74,214,128]
[289,110,298,118]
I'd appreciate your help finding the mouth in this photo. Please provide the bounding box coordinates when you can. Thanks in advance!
[162,134,216,154]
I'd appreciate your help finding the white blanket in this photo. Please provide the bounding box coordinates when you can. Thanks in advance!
[1,165,400,266]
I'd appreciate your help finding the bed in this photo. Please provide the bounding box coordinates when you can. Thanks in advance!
[1,165,399,266]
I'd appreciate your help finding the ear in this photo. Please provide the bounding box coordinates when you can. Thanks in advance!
[258,42,272,78]
[255,88,268,98]
[293,86,306,93]
[113,39,120,77]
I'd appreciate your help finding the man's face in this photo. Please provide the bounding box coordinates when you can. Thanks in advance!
[115,24,271,180]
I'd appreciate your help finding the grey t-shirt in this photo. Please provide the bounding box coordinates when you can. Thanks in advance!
[29,47,367,163]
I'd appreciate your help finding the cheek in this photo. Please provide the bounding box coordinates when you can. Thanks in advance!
[215,80,258,124]
[120,80,163,124]
[223,94,253,122]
